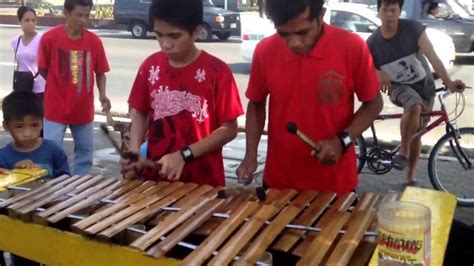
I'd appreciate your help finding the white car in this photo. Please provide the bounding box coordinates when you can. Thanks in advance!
[241,3,456,71]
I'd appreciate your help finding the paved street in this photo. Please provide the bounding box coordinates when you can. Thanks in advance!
[0,23,473,225]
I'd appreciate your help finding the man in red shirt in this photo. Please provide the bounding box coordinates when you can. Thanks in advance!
[38,0,110,175]
[122,0,243,186]
[237,0,383,195]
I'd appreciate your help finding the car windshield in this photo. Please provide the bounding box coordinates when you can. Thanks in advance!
[203,0,215,7]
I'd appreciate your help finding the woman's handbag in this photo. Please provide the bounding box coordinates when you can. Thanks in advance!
[12,36,37,91]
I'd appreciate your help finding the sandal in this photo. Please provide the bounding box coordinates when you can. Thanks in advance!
[392,154,408,170]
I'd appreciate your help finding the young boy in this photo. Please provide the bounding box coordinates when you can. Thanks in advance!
[122,0,243,186]
[0,91,70,177]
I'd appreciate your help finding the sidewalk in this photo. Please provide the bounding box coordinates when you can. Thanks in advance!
[0,115,472,225]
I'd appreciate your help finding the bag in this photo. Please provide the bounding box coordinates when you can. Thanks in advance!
[12,36,36,92]
[13,71,35,91]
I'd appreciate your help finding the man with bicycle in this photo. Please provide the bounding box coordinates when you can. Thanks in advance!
[367,0,465,185]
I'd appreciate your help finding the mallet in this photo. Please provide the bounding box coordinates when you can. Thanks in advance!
[286,122,318,150]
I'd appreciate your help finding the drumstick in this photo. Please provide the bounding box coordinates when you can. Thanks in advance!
[99,123,157,169]
[287,122,318,149]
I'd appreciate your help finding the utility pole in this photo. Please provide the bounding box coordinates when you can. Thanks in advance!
[224,0,228,10]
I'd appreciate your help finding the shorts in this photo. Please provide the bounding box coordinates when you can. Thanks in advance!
[389,85,435,129]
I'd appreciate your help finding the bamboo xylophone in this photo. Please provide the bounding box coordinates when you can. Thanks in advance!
[0,175,398,265]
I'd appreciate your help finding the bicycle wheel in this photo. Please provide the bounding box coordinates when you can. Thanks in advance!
[428,127,474,206]
[355,136,367,173]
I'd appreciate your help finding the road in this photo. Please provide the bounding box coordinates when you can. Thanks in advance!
[1,25,473,145]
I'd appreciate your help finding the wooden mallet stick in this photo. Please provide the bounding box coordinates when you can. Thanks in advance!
[99,123,157,169]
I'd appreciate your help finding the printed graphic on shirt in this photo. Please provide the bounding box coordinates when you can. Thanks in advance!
[58,49,92,92]
[149,65,160,85]
[150,86,209,123]
[380,54,426,84]
[195,68,206,83]
[317,70,345,104]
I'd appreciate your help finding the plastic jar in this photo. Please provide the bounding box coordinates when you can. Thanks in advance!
[377,201,431,266]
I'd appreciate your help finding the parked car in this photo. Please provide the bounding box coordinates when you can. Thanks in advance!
[241,3,456,71]
[113,0,240,40]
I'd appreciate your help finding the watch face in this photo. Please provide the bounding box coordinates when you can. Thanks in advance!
[343,135,352,146]
[183,149,192,157]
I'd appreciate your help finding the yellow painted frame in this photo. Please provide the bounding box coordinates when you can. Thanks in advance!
[0,215,178,265]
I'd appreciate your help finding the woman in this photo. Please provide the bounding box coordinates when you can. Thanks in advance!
[11,6,45,98]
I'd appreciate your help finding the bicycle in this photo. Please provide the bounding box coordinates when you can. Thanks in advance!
[355,86,473,206]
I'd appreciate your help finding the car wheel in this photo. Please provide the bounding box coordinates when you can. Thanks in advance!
[131,21,147,39]
[197,25,213,42]
[216,32,231,41]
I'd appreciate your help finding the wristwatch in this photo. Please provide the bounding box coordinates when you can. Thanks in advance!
[338,131,353,153]
[180,146,194,163]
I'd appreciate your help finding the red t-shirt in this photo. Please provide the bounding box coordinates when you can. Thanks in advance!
[38,25,110,124]
[246,24,379,195]
[128,51,243,186]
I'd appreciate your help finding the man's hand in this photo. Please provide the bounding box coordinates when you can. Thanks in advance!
[157,151,185,181]
[14,160,40,169]
[99,94,111,113]
[446,79,466,93]
[311,137,343,165]
[236,156,258,185]
[379,71,392,94]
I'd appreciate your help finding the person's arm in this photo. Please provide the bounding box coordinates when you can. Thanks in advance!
[96,73,111,112]
[129,108,148,154]
[38,68,48,79]
[313,93,383,164]
[236,100,266,183]
[37,33,50,79]
[377,70,392,93]
[418,31,465,92]
[158,120,239,180]
[346,93,383,141]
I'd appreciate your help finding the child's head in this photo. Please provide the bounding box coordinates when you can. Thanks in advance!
[149,0,203,61]
[2,91,43,148]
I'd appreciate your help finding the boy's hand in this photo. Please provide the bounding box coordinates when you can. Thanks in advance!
[99,94,111,113]
[157,151,185,181]
[379,71,392,94]
[14,160,40,169]
[120,152,143,179]
[446,79,466,93]
[236,156,258,185]
[311,137,343,165]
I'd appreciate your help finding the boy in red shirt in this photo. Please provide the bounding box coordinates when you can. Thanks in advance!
[237,0,383,195]
[122,0,243,186]
[38,0,111,176]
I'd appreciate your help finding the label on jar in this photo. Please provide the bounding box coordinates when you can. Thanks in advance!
[378,227,430,265]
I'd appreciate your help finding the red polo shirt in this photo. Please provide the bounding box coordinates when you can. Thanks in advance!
[246,24,379,195]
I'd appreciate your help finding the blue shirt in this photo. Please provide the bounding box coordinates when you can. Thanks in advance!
[0,140,70,177]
